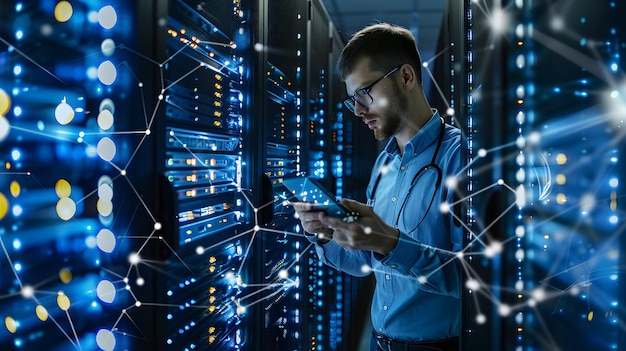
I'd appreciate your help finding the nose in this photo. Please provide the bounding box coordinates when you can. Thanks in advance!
[353,101,368,116]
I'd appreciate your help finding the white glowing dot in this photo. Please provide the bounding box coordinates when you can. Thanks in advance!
[515,168,526,183]
[476,314,486,324]
[422,62,429,68]
[55,99,75,125]
[497,179,504,185]
[101,38,116,56]
[98,5,118,29]
[97,199,113,216]
[56,197,76,221]
[98,183,113,201]
[527,131,541,144]
[96,329,116,351]
[439,202,450,213]
[418,276,427,284]
[489,8,509,34]
[478,148,487,157]
[516,136,526,148]
[138,82,143,88]
[515,280,524,291]
[610,90,620,99]
[515,226,525,238]
[254,225,260,231]
[145,129,151,135]
[491,241,503,254]
[278,270,288,279]
[136,277,145,286]
[97,228,116,253]
[135,301,141,307]
[455,251,464,259]
[129,252,141,265]
[445,176,458,189]
[515,184,527,207]
[579,193,596,212]
[224,271,235,283]
[527,299,536,307]
[21,285,34,298]
[97,109,114,130]
[610,215,618,224]
[466,279,480,291]
[550,16,564,31]
[120,169,126,176]
[446,107,455,116]
[498,304,511,316]
[360,265,372,274]
[363,226,372,235]
[154,222,162,230]
[515,248,525,261]
[97,137,116,161]
[97,280,116,303]
[531,288,546,302]
[97,60,117,85]
[196,246,205,255]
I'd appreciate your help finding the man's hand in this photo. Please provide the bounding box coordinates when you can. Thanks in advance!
[291,202,334,243]
[319,199,399,256]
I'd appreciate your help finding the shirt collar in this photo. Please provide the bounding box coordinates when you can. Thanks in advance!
[383,109,441,157]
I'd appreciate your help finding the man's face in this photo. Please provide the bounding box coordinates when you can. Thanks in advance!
[344,60,408,141]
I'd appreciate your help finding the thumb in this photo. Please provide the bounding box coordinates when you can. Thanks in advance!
[340,198,373,214]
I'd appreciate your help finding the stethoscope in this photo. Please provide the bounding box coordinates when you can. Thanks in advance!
[367,116,445,232]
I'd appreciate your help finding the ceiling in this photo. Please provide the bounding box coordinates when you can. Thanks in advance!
[320,0,447,63]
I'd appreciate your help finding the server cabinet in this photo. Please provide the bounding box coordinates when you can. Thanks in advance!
[0,0,366,350]
[466,0,626,350]
[154,0,252,350]
[0,1,159,350]
[256,1,365,350]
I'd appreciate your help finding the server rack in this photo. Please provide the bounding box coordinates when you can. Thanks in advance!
[0,1,367,350]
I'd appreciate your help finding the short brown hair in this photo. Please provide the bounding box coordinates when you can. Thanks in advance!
[337,23,422,84]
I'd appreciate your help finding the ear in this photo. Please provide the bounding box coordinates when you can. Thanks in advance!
[399,64,417,90]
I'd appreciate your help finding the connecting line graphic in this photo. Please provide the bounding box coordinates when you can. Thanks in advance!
[3,2,624,350]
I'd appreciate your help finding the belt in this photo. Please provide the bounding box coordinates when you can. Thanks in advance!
[372,330,459,351]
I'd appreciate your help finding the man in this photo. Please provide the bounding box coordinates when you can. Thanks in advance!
[293,23,463,351]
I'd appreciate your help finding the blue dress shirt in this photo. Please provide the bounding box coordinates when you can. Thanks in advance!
[311,111,463,342]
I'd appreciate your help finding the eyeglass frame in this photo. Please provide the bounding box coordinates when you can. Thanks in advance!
[343,65,402,113]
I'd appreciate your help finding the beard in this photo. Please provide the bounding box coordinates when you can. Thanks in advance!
[373,83,409,140]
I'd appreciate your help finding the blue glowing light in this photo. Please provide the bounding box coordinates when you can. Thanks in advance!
[10,148,20,161]
[12,239,21,250]
[13,106,22,117]
[13,65,22,76]
[14,262,22,271]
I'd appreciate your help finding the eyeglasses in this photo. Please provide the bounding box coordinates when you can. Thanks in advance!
[343,65,401,113]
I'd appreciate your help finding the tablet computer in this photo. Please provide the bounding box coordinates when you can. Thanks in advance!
[280,176,358,221]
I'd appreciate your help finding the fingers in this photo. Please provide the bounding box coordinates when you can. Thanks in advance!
[340,198,373,214]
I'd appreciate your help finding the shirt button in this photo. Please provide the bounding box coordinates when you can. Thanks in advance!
[385,274,390,280]
[391,197,396,202]
[390,264,398,269]
[383,305,388,311]
[400,165,406,170]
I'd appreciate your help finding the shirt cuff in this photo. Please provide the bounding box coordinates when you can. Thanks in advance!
[376,230,420,274]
